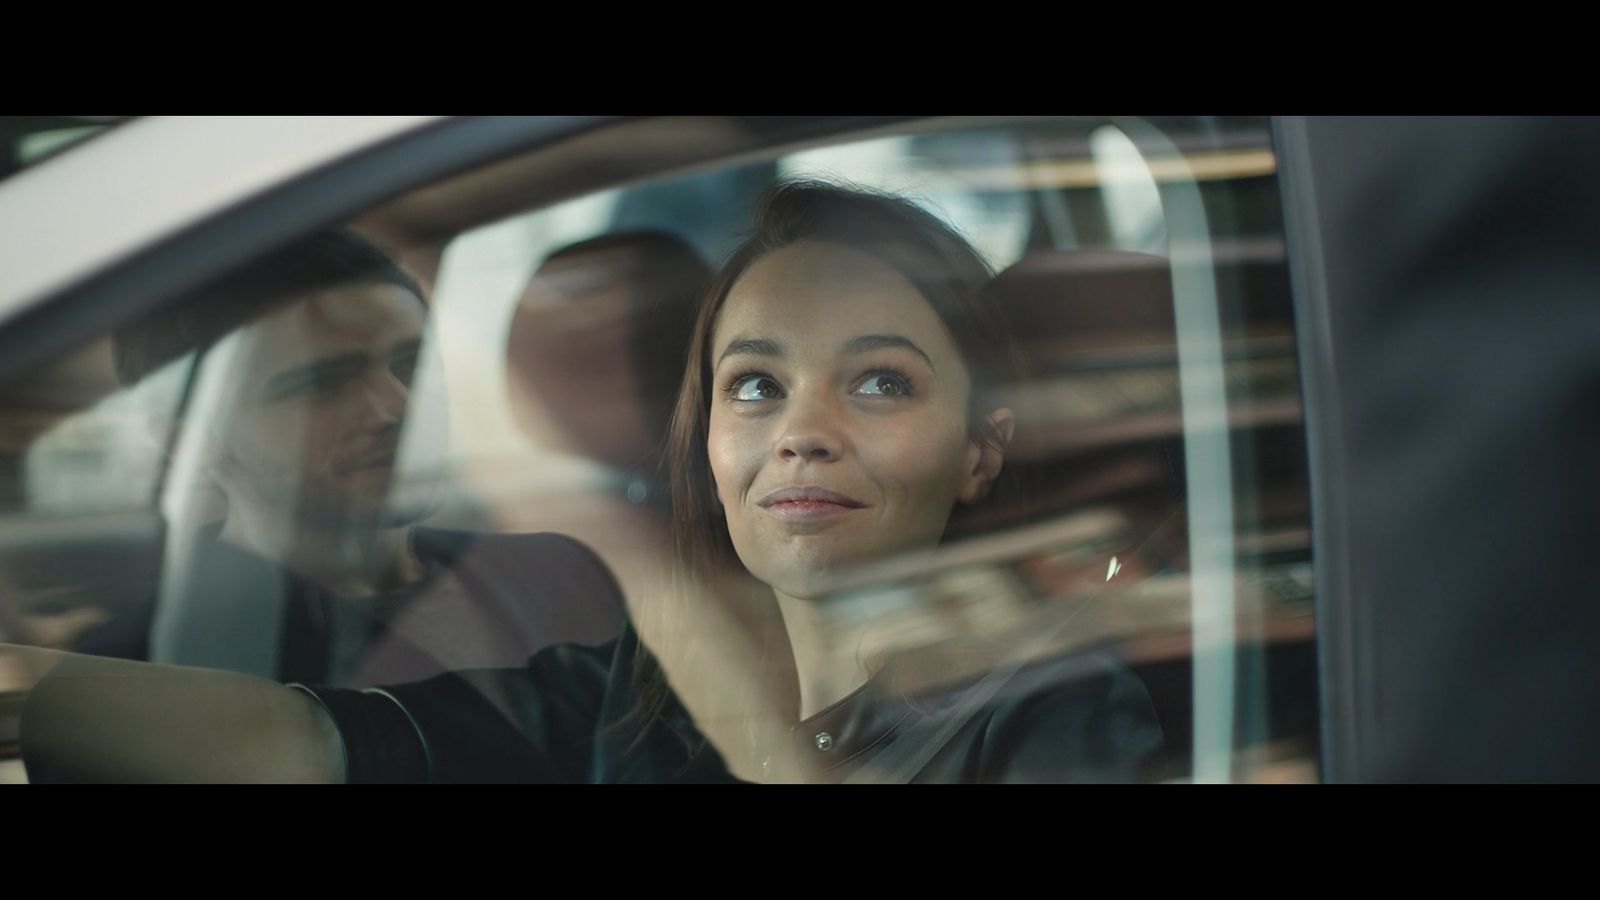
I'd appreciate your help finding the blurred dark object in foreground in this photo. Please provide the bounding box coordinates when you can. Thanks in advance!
[1285,116,1600,781]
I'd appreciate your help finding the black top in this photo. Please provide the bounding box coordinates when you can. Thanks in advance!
[304,625,1164,784]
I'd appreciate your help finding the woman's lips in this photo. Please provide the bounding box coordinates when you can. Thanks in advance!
[757,487,866,522]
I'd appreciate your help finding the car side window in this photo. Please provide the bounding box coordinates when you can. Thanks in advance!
[0,116,1315,784]
[414,116,1316,782]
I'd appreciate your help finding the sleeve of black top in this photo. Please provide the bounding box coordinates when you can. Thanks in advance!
[299,639,619,784]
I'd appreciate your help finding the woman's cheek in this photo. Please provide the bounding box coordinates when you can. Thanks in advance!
[706,419,755,505]
[873,415,968,501]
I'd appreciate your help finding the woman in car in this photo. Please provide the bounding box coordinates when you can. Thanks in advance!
[15,181,1161,783]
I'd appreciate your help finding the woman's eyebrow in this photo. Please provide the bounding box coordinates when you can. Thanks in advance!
[845,334,934,370]
[716,337,783,367]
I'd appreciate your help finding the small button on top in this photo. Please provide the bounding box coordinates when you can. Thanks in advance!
[815,732,834,751]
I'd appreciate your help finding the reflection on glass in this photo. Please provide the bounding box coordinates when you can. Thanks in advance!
[6,117,1317,784]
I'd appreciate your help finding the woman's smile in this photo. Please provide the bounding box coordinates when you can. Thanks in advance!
[757,486,868,522]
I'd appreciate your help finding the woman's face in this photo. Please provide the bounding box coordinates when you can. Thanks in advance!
[707,240,1006,600]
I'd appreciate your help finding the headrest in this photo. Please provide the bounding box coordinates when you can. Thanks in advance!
[985,249,1175,375]
[947,249,1185,544]
[505,230,710,475]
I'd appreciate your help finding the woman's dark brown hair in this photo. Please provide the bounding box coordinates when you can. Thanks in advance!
[630,180,1020,752]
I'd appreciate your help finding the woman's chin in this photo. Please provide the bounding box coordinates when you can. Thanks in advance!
[755,545,941,604]
[759,567,842,603]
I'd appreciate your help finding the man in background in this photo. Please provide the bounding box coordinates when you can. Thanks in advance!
[77,229,624,685]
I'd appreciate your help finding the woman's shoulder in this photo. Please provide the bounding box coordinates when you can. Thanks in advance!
[976,650,1165,781]
[871,648,1165,784]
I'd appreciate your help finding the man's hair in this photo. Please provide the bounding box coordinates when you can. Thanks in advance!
[113,229,424,385]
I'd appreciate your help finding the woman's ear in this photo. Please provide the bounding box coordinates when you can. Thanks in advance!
[959,408,1015,505]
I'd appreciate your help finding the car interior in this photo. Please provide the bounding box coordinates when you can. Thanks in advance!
[0,116,1318,782]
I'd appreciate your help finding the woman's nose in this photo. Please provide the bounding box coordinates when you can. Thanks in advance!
[776,390,844,462]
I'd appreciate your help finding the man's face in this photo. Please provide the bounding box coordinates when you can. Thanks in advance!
[209,282,433,532]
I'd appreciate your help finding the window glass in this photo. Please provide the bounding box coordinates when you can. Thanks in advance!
[23,351,189,513]
[1,116,1314,783]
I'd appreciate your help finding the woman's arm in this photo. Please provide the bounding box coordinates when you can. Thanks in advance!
[7,645,344,783]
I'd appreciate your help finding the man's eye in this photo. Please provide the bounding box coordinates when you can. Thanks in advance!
[854,373,912,397]
[731,375,783,401]
[266,365,362,402]
[303,370,355,396]
[390,353,420,386]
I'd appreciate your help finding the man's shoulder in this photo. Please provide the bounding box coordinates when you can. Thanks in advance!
[410,527,605,564]
[407,528,629,640]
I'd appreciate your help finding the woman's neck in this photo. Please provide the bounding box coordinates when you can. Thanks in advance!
[774,589,874,720]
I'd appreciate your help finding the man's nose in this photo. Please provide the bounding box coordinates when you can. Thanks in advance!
[776,388,844,462]
[359,365,409,426]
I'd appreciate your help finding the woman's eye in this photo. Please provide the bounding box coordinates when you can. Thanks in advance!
[731,375,784,401]
[854,373,912,397]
